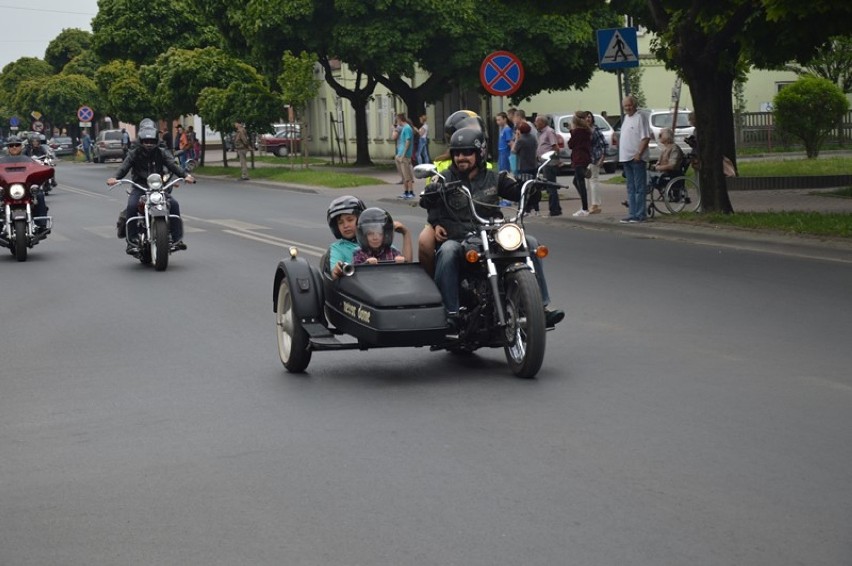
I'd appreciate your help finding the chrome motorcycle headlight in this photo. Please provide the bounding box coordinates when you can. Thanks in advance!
[147,174,164,191]
[495,223,524,251]
[149,191,164,205]
[10,183,25,199]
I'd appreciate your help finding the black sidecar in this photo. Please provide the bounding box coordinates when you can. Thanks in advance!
[273,248,449,373]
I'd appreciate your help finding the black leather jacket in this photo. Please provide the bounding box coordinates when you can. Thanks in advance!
[420,165,521,241]
[114,146,186,187]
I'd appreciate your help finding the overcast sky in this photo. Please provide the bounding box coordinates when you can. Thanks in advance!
[0,1,99,70]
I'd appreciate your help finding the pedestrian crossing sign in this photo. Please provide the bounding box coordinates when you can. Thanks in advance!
[596,27,639,70]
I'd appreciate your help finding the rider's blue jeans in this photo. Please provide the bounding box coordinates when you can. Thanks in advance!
[622,160,647,221]
[434,236,550,314]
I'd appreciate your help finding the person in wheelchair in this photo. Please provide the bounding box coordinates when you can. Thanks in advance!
[650,128,684,196]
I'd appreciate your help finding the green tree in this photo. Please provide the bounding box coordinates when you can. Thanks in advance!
[786,35,852,94]
[13,74,100,138]
[610,0,852,213]
[91,0,220,65]
[94,60,144,124]
[278,51,322,162]
[773,76,849,158]
[44,29,93,73]
[0,57,53,107]
[195,0,619,165]
[62,50,102,78]
[197,82,281,165]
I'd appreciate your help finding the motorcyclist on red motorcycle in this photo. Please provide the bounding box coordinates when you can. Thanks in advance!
[107,119,194,254]
[2,135,51,233]
[25,134,57,190]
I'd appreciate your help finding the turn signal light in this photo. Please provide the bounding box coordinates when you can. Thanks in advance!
[535,245,549,259]
[465,250,480,263]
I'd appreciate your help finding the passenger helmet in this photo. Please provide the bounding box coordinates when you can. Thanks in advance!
[326,195,366,239]
[356,207,394,251]
[449,127,486,164]
[444,110,485,142]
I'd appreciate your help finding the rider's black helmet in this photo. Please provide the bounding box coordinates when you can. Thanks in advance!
[356,207,394,251]
[327,195,366,239]
[449,127,486,164]
[444,110,485,143]
[137,118,159,152]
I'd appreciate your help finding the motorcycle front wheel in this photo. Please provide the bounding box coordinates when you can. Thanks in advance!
[13,219,27,262]
[503,269,546,378]
[152,218,170,271]
[275,275,312,373]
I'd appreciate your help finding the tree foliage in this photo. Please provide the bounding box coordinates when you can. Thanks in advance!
[278,51,320,121]
[786,35,852,94]
[44,29,93,73]
[0,58,53,107]
[91,0,220,65]
[12,74,100,132]
[773,76,849,158]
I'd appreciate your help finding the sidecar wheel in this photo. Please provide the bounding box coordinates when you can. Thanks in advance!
[275,275,312,373]
[13,219,27,262]
[503,269,546,378]
[152,218,169,271]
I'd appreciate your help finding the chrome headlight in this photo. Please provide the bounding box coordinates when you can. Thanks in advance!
[495,223,524,251]
[10,183,25,199]
[147,174,164,191]
[149,191,164,205]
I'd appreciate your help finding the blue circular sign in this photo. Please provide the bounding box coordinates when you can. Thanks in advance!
[480,51,525,97]
[77,106,94,122]
[9,116,19,127]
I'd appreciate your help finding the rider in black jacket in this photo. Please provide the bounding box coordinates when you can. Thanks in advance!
[420,127,564,328]
[107,119,194,254]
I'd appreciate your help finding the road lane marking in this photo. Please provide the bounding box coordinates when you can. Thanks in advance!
[221,229,325,257]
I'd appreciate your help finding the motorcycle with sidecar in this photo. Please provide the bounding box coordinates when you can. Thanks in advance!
[272,153,562,379]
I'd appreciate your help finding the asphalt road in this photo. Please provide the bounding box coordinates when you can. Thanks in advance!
[2,161,851,565]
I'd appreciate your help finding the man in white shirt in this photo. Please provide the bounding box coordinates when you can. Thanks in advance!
[617,95,651,223]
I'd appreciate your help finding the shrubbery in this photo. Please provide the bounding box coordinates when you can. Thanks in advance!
[773,76,849,158]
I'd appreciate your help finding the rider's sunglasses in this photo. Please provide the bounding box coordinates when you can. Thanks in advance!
[141,140,157,147]
[452,148,477,157]
[7,142,22,147]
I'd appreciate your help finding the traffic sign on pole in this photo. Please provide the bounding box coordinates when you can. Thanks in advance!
[77,106,94,122]
[480,51,524,97]
[596,28,639,70]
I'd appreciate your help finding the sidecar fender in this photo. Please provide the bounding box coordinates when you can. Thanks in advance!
[273,255,324,322]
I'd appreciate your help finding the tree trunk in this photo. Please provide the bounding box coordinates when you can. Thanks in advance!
[319,58,377,166]
[676,33,739,214]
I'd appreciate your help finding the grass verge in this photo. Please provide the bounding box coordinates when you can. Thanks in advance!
[665,211,852,238]
[193,165,385,188]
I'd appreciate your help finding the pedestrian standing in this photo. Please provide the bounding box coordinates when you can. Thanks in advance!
[81,129,92,162]
[618,95,651,223]
[394,113,415,199]
[234,121,251,181]
[586,110,607,214]
[534,115,561,217]
[567,111,592,217]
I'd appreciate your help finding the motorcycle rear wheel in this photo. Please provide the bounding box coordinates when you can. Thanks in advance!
[275,275,312,373]
[503,269,546,378]
[152,218,170,271]
[13,219,27,262]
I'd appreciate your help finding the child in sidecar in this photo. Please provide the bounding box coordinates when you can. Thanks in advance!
[352,207,412,266]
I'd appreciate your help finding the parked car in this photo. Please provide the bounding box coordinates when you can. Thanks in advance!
[545,113,618,174]
[48,136,75,156]
[92,129,124,163]
[643,108,694,162]
[259,124,301,157]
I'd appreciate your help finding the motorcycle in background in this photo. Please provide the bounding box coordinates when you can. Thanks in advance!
[31,150,57,193]
[110,173,185,272]
[0,159,54,261]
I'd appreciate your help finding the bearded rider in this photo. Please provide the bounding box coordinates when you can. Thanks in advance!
[107,119,194,254]
[419,126,564,329]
